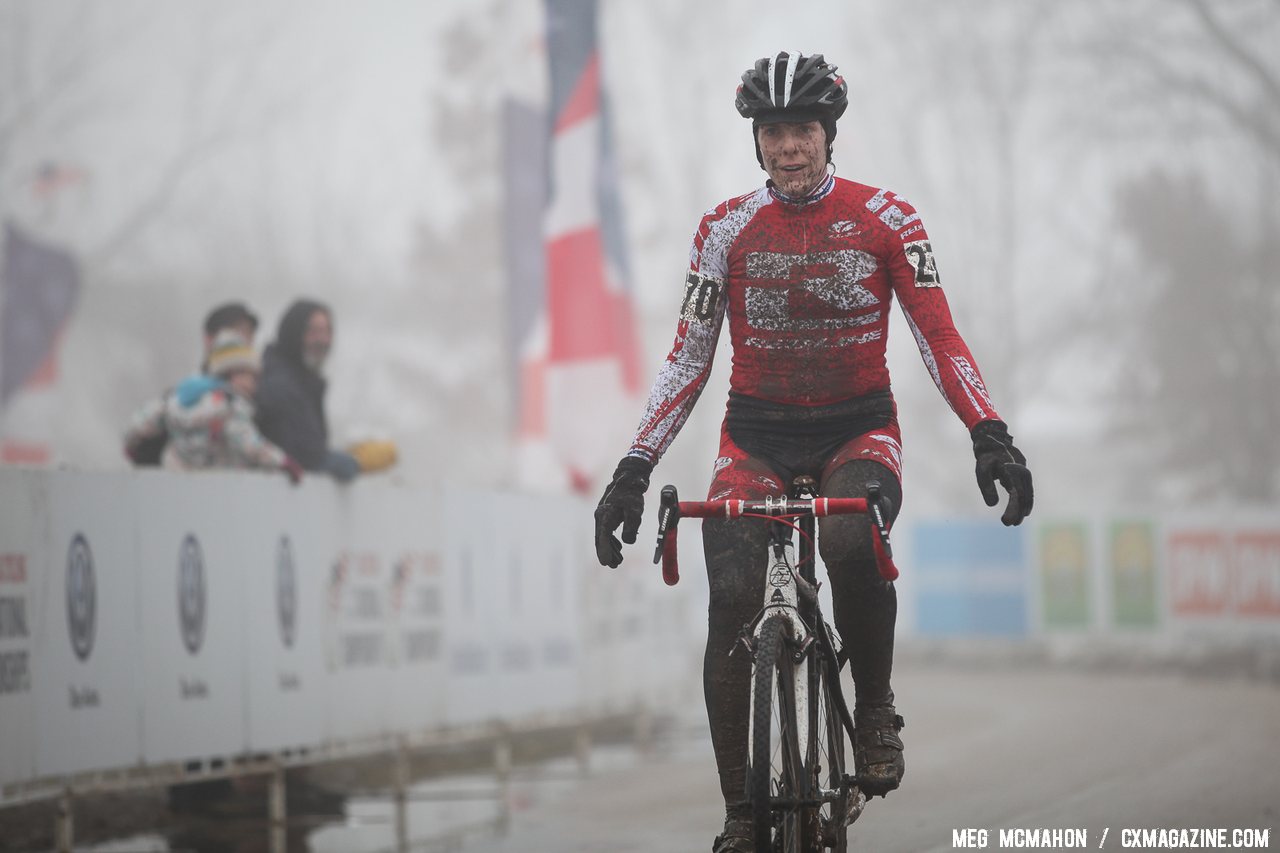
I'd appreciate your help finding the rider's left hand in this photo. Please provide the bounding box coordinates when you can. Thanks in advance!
[971,419,1033,526]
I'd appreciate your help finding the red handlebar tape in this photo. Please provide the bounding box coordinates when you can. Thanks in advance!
[674,497,869,518]
[660,497,898,584]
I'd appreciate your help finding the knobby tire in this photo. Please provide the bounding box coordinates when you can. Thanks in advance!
[813,651,849,852]
[750,615,804,853]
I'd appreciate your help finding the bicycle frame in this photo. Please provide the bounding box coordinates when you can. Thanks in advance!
[745,520,812,771]
[652,482,898,850]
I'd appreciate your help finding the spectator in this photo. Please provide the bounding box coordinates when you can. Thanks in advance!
[160,329,301,482]
[124,301,260,466]
[255,299,363,481]
[200,302,258,369]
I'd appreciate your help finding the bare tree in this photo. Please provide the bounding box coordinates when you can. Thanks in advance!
[1,2,316,267]
[1071,0,1280,502]
[399,9,511,485]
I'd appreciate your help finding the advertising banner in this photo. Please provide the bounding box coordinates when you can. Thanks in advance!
[33,473,143,778]
[243,479,330,752]
[323,492,393,742]
[0,470,696,793]
[386,545,447,733]
[440,491,508,726]
[1038,522,1092,629]
[0,470,38,787]
[352,480,447,736]
[913,520,1028,637]
[1232,531,1280,619]
[135,473,249,764]
[497,493,583,717]
[1168,530,1231,617]
[1109,520,1159,628]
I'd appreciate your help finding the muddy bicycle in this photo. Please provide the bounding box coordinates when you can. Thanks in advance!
[653,476,899,853]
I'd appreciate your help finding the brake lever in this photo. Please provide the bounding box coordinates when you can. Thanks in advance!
[653,484,680,564]
[867,481,894,560]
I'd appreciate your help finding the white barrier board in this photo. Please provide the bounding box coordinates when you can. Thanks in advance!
[34,473,144,778]
[243,478,330,752]
[135,472,250,763]
[0,469,695,793]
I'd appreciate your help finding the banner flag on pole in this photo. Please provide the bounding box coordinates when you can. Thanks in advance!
[505,0,642,492]
[1,222,81,407]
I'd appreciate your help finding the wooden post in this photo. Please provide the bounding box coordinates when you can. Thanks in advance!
[393,739,410,853]
[574,724,592,777]
[53,789,73,853]
[494,736,512,836]
[634,702,655,755]
[269,764,287,853]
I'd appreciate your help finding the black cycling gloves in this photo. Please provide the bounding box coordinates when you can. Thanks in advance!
[971,419,1034,527]
[594,424,1028,566]
[594,455,653,568]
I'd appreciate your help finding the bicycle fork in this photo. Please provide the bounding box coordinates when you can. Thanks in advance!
[743,536,813,783]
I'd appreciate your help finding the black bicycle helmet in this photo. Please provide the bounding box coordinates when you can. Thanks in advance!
[736,51,848,164]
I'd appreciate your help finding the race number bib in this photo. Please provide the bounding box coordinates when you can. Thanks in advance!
[903,240,940,287]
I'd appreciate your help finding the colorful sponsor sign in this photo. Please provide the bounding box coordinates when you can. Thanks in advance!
[1109,520,1158,628]
[1039,523,1091,629]
[1168,527,1280,619]
[913,521,1028,638]
[1168,531,1231,616]
[1233,531,1280,618]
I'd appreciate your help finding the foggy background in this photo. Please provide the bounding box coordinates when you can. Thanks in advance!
[3,0,1275,518]
[2,3,1279,851]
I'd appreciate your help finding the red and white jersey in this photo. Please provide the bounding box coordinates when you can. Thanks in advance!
[628,173,1000,463]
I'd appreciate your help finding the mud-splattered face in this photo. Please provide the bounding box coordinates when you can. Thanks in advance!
[757,120,827,197]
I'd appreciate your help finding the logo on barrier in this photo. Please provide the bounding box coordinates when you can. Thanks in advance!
[66,534,96,661]
[277,535,297,648]
[177,534,206,655]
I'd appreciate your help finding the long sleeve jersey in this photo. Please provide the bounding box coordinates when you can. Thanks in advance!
[628,173,1000,464]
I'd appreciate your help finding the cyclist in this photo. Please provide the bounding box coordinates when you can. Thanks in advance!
[593,51,1033,852]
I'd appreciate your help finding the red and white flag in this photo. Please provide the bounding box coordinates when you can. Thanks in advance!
[505,0,642,493]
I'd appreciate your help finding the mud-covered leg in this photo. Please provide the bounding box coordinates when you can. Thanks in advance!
[702,516,772,820]
[818,460,905,796]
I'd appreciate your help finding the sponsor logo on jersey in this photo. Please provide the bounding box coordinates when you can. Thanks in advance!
[948,354,994,416]
[742,249,882,348]
[829,220,861,238]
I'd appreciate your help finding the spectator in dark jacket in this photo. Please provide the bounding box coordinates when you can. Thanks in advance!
[254,299,360,482]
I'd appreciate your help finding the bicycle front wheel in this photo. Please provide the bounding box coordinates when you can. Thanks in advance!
[750,614,805,853]
[813,650,851,852]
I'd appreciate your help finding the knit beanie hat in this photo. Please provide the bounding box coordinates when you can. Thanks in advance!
[207,329,260,377]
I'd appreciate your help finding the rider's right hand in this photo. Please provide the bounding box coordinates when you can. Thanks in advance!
[593,455,653,568]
